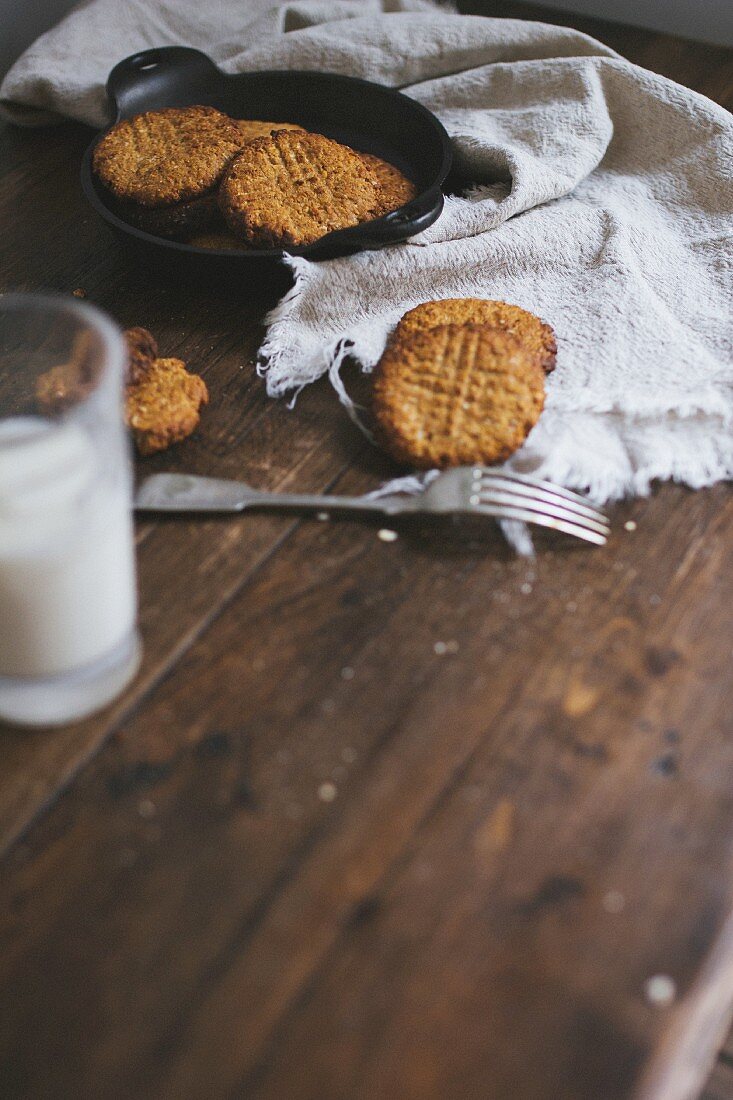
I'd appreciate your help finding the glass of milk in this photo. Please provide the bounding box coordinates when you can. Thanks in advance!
[0,293,140,726]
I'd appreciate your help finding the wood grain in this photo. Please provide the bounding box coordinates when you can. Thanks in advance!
[0,3,732,1098]
[0,120,390,853]
[705,1061,733,1100]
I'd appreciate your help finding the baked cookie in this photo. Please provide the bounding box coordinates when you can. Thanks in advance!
[35,331,96,413]
[219,129,382,248]
[392,298,557,374]
[92,106,243,207]
[234,119,304,144]
[125,357,209,455]
[359,153,417,215]
[118,192,220,240]
[373,323,545,468]
[124,327,158,386]
[187,230,252,251]
[35,363,83,413]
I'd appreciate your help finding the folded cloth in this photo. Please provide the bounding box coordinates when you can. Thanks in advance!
[2,0,732,505]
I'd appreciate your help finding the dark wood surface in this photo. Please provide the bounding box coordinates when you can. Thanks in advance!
[1,4,732,1098]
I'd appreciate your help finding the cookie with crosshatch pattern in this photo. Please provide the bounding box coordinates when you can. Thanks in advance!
[358,152,417,215]
[92,105,244,207]
[218,129,383,248]
[391,298,557,375]
[372,323,545,469]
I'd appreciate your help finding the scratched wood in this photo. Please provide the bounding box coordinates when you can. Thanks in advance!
[0,3,732,1098]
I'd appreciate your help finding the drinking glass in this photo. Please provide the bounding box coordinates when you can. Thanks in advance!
[0,293,140,726]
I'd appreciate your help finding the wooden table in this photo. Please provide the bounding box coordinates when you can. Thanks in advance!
[1,4,732,1097]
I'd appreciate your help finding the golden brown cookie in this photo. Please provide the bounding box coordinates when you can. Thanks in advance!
[125,357,209,456]
[93,106,243,207]
[124,327,158,386]
[359,153,417,215]
[36,364,74,412]
[118,192,220,240]
[372,323,545,468]
[218,129,382,248]
[187,231,252,251]
[392,298,557,374]
[35,362,89,413]
[35,332,96,413]
[233,119,304,144]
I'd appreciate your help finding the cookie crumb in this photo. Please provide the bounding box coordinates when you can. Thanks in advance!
[318,782,337,803]
[644,974,676,1006]
[602,890,625,914]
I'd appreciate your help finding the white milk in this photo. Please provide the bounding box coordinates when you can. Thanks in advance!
[0,417,137,679]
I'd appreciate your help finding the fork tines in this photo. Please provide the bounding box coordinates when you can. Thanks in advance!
[471,468,609,545]
[475,468,604,513]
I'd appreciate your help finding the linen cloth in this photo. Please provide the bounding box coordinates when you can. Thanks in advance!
[2,0,732,504]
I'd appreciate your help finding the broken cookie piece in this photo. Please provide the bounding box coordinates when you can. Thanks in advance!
[34,330,97,413]
[125,356,208,456]
[35,362,88,414]
[37,323,207,455]
[124,326,158,386]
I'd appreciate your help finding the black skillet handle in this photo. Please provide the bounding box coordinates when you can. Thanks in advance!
[370,189,445,245]
[106,47,223,122]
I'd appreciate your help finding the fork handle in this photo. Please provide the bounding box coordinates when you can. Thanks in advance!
[135,474,409,516]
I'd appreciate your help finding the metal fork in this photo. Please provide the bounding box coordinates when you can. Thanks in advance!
[135,468,609,545]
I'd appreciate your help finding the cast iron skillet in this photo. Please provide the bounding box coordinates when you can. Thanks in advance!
[81,47,453,289]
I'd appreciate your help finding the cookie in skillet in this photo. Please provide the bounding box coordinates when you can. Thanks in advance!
[372,323,545,469]
[359,153,417,215]
[92,105,244,207]
[392,298,557,374]
[233,119,305,144]
[118,191,220,240]
[187,230,252,251]
[125,357,209,456]
[218,129,382,248]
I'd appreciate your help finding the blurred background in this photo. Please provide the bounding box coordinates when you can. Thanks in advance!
[2,0,733,83]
